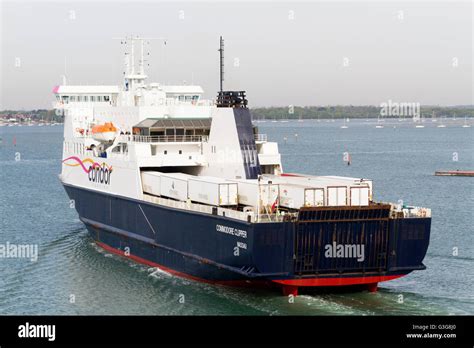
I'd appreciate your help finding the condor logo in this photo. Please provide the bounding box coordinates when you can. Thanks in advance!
[88,162,112,184]
[63,156,113,185]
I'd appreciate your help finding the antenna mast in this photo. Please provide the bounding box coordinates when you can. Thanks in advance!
[219,36,224,93]
[114,35,166,78]
[216,37,247,108]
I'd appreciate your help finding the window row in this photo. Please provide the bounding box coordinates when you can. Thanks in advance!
[57,95,111,103]
[64,142,88,155]
[177,95,200,102]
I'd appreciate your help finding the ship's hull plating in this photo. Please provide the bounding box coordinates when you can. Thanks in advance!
[63,183,431,294]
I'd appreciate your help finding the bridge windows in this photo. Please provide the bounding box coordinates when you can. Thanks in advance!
[57,95,112,103]
[174,95,200,103]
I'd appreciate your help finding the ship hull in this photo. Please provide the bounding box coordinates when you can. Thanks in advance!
[63,183,431,295]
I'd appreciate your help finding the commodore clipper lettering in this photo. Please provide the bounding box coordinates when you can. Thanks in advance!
[57,36,431,296]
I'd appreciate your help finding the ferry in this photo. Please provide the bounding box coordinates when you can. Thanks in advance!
[56,36,431,296]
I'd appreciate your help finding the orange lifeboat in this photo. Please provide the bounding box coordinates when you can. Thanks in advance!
[91,122,117,142]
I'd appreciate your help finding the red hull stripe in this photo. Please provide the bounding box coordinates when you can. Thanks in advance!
[95,241,402,288]
[96,241,257,287]
[96,241,217,284]
[273,275,403,287]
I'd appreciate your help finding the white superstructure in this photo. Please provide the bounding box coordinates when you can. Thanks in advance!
[57,36,430,223]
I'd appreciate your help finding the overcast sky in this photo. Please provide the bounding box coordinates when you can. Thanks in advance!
[0,1,472,110]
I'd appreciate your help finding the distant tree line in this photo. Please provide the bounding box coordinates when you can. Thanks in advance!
[1,106,473,122]
[249,105,474,120]
[0,109,60,123]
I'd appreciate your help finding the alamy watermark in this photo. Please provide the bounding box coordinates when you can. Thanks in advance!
[380,99,420,120]
[18,322,55,341]
[324,242,365,262]
[0,242,38,262]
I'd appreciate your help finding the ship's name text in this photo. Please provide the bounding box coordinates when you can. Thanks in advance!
[216,224,247,239]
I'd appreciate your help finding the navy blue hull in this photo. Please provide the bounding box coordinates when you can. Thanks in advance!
[63,183,431,291]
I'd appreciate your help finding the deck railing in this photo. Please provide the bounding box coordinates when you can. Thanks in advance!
[142,194,294,223]
[120,134,209,143]
[383,202,432,218]
[124,134,264,143]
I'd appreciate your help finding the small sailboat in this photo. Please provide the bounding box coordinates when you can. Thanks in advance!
[437,116,446,128]
[462,117,471,128]
[91,122,117,142]
[340,118,348,129]
[415,113,425,128]
[375,116,384,128]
